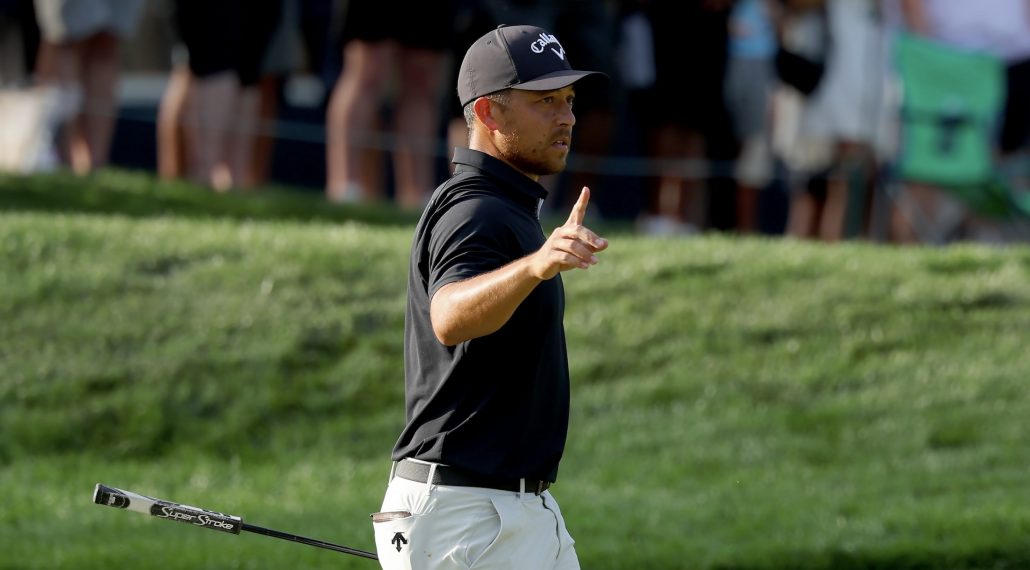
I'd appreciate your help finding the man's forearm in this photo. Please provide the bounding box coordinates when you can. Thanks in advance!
[430,188,606,346]
[430,256,543,346]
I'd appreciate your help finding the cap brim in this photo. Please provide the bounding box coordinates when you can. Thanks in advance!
[513,69,608,93]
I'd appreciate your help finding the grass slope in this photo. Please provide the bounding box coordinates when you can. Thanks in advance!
[0,169,419,226]
[2,171,1030,569]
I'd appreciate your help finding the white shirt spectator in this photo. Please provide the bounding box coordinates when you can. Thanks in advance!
[918,0,1030,61]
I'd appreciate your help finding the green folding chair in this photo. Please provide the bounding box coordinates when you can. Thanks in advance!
[879,33,1030,241]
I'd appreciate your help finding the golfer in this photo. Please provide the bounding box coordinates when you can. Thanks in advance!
[370,24,608,569]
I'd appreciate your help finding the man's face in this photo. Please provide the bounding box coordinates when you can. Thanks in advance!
[492,86,577,178]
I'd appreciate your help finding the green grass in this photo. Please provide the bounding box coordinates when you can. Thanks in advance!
[2,170,1030,569]
[0,169,419,226]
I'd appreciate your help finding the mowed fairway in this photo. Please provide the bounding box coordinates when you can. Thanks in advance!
[2,172,1030,569]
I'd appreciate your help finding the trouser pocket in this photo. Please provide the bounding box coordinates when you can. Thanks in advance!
[372,510,417,569]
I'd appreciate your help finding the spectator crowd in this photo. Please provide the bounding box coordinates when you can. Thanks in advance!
[1,0,1028,244]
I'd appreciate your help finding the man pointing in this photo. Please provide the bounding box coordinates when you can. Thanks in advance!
[370,24,608,569]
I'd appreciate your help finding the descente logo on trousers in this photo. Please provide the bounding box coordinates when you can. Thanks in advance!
[530,33,565,60]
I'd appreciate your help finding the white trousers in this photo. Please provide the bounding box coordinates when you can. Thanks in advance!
[372,466,580,570]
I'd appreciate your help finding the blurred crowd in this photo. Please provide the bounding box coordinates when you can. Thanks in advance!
[1,0,1028,244]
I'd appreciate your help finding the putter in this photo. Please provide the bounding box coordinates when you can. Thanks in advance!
[92,483,378,561]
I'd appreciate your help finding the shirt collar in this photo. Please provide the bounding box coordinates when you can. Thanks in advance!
[451,147,549,212]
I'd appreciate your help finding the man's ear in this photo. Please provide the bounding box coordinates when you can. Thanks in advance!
[473,97,502,131]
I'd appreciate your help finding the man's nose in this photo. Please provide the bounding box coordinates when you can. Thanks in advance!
[558,104,576,127]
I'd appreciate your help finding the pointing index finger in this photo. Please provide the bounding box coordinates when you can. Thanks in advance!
[566,187,591,226]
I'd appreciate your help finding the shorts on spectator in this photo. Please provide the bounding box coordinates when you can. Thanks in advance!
[736,135,773,188]
[33,0,145,42]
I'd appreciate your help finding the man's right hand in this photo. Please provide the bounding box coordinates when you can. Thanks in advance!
[431,186,609,345]
[529,187,609,281]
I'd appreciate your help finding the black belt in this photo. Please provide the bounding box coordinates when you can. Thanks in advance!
[394,459,552,495]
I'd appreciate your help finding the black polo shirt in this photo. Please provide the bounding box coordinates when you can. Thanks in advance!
[393,147,570,483]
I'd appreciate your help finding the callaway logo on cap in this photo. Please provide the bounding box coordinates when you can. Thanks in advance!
[457,24,607,107]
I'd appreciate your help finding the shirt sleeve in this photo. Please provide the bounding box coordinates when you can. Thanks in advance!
[425,195,516,299]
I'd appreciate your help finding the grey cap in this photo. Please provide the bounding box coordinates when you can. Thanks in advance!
[457,24,607,108]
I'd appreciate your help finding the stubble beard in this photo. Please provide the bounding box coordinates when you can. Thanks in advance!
[499,130,568,177]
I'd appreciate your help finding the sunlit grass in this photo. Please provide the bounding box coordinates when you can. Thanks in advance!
[2,170,1030,568]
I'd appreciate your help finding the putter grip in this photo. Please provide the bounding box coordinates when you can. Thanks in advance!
[93,484,243,534]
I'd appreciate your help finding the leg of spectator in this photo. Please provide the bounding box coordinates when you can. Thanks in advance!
[79,31,120,172]
[736,184,759,234]
[657,126,686,221]
[734,134,774,234]
[819,174,847,241]
[683,130,708,231]
[248,74,281,186]
[183,70,237,191]
[640,124,694,234]
[787,182,818,239]
[64,50,91,173]
[393,46,446,209]
[889,183,925,244]
[889,182,965,244]
[35,39,84,170]
[819,145,858,242]
[326,39,393,202]
[33,38,56,81]
[227,84,261,189]
[157,65,191,180]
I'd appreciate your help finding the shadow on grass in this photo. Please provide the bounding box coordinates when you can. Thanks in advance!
[0,169,421,227]
[1,169,645,237]
[714,546,1030,570]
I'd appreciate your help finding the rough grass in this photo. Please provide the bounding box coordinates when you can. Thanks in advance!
[2,170,1030,569]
